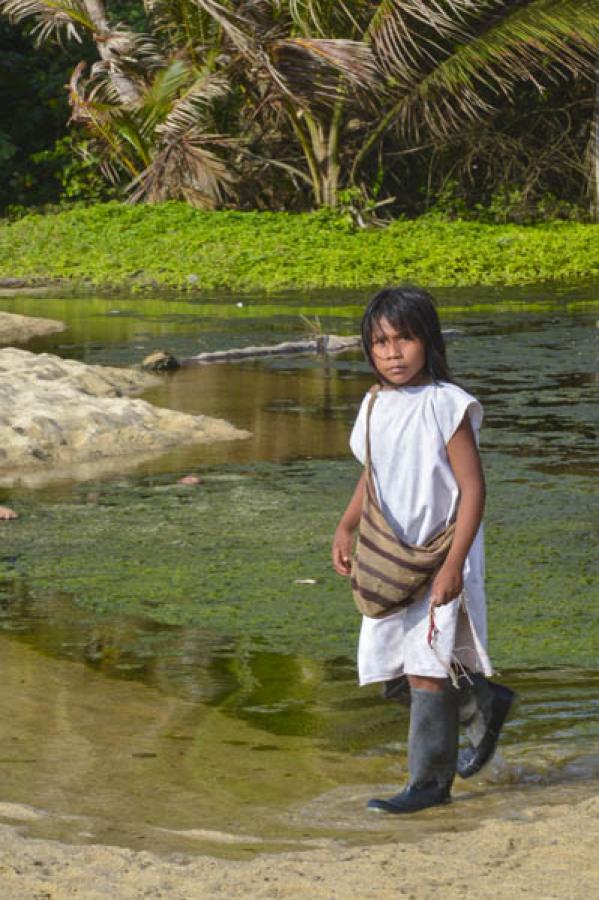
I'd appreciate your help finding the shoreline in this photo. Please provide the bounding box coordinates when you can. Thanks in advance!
[1,789,598,899]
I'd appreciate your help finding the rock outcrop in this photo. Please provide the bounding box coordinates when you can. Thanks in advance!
[0,311,66,346]
[0,348,250,485]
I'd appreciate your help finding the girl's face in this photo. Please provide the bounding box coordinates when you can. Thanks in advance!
[370,316,427,387]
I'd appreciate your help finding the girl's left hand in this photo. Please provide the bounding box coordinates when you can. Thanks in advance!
[430,562,463,607]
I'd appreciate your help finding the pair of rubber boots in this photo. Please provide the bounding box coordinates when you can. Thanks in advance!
[368,675,515,814]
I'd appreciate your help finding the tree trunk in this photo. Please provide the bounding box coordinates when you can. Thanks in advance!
[303,106,343,208]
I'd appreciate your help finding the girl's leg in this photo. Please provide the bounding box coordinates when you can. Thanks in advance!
[407,675,446,691]
[382,673,517,779]
[368,676,459,814]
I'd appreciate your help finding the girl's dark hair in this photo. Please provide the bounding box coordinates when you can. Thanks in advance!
[360,285,452,384]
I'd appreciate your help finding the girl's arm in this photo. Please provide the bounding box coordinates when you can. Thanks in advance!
[431,414,485,606]
[332,471,366,576]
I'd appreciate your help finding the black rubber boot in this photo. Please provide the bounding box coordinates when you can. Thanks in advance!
[368,685,459,814]
[456,675,516,779]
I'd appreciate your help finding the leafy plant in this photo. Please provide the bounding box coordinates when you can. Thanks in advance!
[1,1,598,209]
[1,202,599,291]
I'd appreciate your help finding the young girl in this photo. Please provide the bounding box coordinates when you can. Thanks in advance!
[332,286,514,814]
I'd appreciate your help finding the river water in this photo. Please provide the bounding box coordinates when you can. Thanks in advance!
[0,284,597,856]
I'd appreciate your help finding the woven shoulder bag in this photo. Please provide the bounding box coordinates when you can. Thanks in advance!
[351,386,456,618]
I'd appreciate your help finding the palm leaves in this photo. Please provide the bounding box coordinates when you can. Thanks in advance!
[187,0,599,203]
[68,56,237,205]
[0,0,93,43]
[1,0,598,208]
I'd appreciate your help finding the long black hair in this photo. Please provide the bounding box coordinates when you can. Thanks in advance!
[360,285,452,384]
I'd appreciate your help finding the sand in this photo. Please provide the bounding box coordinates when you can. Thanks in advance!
[0,793,596,899]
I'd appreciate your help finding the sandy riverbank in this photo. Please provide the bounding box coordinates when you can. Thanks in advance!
[0,792,597,899]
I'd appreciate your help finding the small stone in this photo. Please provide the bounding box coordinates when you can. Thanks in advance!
[140,350,180,372]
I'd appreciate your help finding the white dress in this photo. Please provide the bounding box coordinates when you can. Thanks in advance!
[350,381,493,685]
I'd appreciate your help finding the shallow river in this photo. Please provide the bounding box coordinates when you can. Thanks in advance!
[0,284,597,857]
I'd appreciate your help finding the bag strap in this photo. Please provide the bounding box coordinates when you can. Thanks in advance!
[364,385,381,474]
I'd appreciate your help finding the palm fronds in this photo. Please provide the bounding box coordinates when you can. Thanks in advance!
[268,36,379,101]
[0,0,93,42]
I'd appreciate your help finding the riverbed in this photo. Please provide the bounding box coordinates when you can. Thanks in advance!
[0,284,597,861]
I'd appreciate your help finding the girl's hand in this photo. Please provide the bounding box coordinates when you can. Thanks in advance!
[332,525,354,576]
[430,562,463,606]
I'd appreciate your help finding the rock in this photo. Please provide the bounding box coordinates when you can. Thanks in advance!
[0,311,66,346]
[140,350,181,372]
[0,348,250,486]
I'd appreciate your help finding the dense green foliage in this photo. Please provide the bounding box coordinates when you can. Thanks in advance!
[1,203,598,291]
[0,1,597,216]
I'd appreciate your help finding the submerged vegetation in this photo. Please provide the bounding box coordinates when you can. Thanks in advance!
[1,203,599,292]
[0,458,596,668]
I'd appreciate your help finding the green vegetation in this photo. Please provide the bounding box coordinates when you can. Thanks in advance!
[0,459,596,668]
[0,2,597,216]
[1,203,598,292]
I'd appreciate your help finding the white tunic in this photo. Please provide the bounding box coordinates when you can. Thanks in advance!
[350,381,493,684]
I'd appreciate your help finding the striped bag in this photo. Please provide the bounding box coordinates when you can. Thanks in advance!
[351,386,456,618]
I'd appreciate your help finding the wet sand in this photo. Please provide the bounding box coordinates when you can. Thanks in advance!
[0,793,597,899]
[0,637,597,898]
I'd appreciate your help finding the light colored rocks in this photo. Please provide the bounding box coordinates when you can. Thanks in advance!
[0,311,66,346]
[0,348,250,485]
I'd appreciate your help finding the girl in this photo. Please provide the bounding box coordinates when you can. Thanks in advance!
[332,286,514,814]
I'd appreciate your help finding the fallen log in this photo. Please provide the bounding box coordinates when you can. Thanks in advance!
[183,334,361,366]
[141,329,463,371]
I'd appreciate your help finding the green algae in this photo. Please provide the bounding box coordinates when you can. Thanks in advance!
[1,457,597,669]
[0,284,597,672]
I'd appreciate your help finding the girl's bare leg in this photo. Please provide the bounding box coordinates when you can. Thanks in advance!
[407,675,447,692]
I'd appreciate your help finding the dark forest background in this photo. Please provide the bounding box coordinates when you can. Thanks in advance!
[1,2,596,221]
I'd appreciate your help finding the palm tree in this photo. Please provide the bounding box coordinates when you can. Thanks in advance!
[2,0,598,208]
[67,55,237,206]
[1,0,238,205]
[210,0,599,207]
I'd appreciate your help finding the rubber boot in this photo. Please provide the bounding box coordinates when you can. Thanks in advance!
[456,675,516,779]
[368,685,459,814]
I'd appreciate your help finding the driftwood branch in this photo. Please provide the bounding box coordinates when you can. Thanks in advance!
[183,334,361,365]
[141,330,462,371]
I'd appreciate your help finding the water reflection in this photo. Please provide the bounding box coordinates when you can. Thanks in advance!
[0,625,598,855]
[0,283,597,854]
